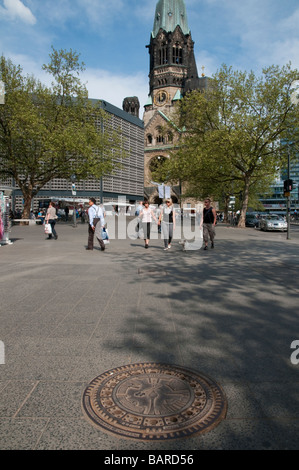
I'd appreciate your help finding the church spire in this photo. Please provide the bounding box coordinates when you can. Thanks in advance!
[152,0,190,38]
[146,0,200,98]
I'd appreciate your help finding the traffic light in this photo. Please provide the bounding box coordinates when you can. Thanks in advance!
[284,179,293,192]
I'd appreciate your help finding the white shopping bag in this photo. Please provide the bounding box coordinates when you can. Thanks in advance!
[44,223,52,234]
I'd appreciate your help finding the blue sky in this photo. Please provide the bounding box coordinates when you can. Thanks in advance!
[1,0,299,114]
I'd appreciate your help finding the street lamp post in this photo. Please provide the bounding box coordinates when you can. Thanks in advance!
[286,80,299,240]
[287,151,291,240]
[70,174,77,228]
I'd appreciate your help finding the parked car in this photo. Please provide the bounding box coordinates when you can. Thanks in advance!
[259,214,287,232]
[245,213,260,228]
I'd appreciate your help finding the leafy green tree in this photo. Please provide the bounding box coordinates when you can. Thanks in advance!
[0,48,123,218]
[158,64,299,227]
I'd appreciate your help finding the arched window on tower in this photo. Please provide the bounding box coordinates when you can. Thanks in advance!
[147,134,153,145]
[159,46,168,65]
[172,45,183,64]
[156,127,165,144]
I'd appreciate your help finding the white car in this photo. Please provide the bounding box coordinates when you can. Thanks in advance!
[259,214,287,231]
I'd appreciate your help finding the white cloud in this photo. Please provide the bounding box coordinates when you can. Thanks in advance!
[1,49,149,114]
[0,0,36,24]
[195,50,219,78]
[192,1,299,73]
[81,68,149,113]
[76,0,125,26]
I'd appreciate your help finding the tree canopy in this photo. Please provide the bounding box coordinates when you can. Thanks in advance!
[154,64,299,226]
[0,47,123,217]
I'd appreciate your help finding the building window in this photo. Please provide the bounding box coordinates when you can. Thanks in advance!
[173,46,182,64]
[156,127,165,144]
[159,46,168,65]
[147,134,153,145]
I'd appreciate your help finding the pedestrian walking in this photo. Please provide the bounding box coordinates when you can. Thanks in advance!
[200,198,216,250]
[45,202,58,240]
[158,198,175,250]
[139,200,157,248]
[135,200,143,238]
[86,197,105,251]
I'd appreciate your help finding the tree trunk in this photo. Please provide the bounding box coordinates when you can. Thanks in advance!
[238,178,250,228]
[22,192,33,219]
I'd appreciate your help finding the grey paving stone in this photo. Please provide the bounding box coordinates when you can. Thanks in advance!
[0,222,299,449]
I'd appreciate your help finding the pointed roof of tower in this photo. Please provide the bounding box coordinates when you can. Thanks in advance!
[152,0,190,38]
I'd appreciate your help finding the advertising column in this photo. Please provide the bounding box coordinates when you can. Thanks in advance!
[0,192,13,245]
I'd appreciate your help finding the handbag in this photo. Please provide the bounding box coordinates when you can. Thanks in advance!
[101,227,108,240]
[44,223,52,234]
[102,227,110,244]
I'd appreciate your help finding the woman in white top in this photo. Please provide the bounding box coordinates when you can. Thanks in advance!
[45,202,58,240]
[139,200,157,249]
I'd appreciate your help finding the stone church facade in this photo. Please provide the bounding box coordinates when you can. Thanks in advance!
[141,0,209,204]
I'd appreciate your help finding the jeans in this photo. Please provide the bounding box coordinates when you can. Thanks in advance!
[48,219,57,239]
[161,222,173,247]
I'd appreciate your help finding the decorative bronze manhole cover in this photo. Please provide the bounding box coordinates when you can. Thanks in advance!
[82,363,227,441]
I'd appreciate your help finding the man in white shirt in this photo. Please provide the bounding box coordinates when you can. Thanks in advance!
[87,198,105,251]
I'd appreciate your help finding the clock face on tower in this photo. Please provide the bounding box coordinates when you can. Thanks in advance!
[154,90,169,106]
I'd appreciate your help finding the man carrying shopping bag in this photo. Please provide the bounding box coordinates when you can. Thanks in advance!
[86,198,105,251]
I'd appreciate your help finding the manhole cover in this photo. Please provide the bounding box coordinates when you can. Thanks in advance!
[82,363,227,441]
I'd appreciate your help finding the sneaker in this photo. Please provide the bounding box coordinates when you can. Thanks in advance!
[164,247,168,251]
[168,244,171,249]
[203,246,208,250]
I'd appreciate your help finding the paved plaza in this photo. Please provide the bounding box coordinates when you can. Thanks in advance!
[0,219,299,450]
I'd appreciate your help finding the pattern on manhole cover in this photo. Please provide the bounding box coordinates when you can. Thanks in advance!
[82,363,227,441]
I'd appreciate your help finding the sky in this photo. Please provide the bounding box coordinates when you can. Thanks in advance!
[0,0,299,114]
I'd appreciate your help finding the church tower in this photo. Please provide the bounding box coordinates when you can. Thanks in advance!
[143,0,207,202]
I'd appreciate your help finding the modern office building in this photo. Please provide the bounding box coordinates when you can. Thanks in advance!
[259,160,299,215]
[3,99,144,212]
